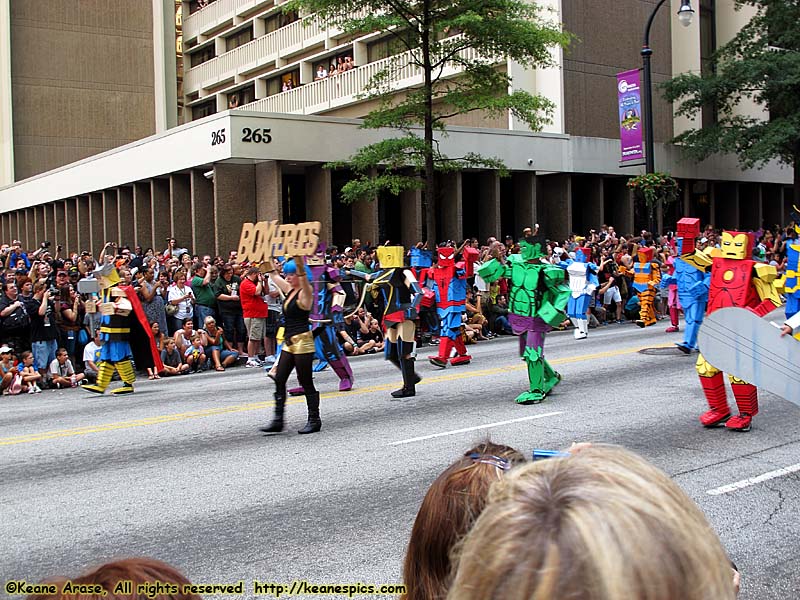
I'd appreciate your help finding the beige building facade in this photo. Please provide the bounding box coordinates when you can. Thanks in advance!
[0,0,794,252]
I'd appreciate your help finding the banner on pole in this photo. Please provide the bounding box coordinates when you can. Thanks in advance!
[617,69,644,164]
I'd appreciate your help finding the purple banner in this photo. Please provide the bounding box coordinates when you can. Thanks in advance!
[617,69,644,163]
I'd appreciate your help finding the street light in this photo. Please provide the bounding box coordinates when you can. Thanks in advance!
[641,0,694,174]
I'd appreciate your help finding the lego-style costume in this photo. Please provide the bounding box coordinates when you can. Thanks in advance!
[696,231,782,432]
[478,234,569,404]
[660,218,711,353]
[368,246,423,398]
[557,246,598,340]
[776,213,800,328]
[622,247,661,327]
[427,245,479,367]
[288,244,354,394]
[409,248,439,343]
[80,263,163,395]
[663,255,681,332]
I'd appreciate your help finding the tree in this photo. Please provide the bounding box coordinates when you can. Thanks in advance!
[662,0,800,204]
[288,0,571,242]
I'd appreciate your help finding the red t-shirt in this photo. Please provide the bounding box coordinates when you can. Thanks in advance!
[239,277,268,318]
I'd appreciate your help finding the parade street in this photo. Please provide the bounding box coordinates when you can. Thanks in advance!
[1,324,799,600]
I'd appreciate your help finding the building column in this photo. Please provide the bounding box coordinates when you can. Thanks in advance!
[351,199,378,249]
[44,204,56,249]
[540,174,572,242]
[255,161,283,222]
[76,196,90,258]
[133,182,153,251]
[151,179,172,252]
[400,188,422,249]
[118,187,135,247]
[33,206,45,247]
[682,182,691,216]
[190,169,215,256]
[88,193,104,256]
[714,182,739,229]
[513,172,537,234]
[53,202,66,254]
[305,165,333,242]
[478,172,501,245]
[586,176,605,230]
[66,199,80,256]
[0,213,8,243]
[24,208,34,249]
[214,163,256,257]
[170,174,192,252]
[103,190,119,245]
[440,172,463,243]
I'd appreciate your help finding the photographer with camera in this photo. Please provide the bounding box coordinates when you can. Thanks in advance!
[26,281,59,380]
[0,281,31,353]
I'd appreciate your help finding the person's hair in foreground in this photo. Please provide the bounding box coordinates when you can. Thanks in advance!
[447,444,736,600]
[27,557,201,600]
[401,441,526,600]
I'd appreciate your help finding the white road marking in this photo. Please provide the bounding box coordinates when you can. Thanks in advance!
[388,412,563,446]
[706,462,800,495]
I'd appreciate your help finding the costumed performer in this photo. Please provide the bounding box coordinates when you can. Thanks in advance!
[696,231,782,432]
[367,246,423,398]
[260,255,322,434]
[81,262,163,394]
[557,246,598,340]
[287,243,354,394]
[427,243,479,367]
[477,230,569,404]
[621,246,661,327]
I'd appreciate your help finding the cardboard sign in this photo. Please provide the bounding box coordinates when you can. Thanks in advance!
[237,220,321,263]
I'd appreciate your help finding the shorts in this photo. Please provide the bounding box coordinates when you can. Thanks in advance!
[244,317,266,341]
[265,311,279,337]
[603,287,622,305]
[220,313,247,345]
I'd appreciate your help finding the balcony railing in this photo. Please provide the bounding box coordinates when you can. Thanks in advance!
[184,17,325,92]
[183,0,266,42]
[237,41,485,116]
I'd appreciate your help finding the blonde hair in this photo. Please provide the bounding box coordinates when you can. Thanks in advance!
[401,441,525,600]
[447,444,735,600]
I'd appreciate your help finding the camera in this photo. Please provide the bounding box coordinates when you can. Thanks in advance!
[41,241,51,248]
[48,285,59,296]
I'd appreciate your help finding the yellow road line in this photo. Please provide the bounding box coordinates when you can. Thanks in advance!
[0,344,669,447]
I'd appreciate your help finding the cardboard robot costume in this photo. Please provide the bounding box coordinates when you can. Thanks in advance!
[79,262,163,394]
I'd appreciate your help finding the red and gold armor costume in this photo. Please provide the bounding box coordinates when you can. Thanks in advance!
[696,231,782,432]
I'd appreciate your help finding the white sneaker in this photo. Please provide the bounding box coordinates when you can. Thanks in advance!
[27,386,36,394]
[245,359,261,368]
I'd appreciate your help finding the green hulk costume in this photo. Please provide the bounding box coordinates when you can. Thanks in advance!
[478,234,570,404]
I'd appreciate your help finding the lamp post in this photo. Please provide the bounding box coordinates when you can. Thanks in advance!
[641,0,695,174]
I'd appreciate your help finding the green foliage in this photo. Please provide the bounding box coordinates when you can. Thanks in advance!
[662,0,800,170]
[627,172,680,207]
[288,0,572,216]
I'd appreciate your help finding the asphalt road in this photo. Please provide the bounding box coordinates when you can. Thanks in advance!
[1,322,799,599]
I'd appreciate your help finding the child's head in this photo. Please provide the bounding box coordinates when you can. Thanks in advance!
[20,351,33,365]
[165,339,176,351]
[56,348,68,364]
[191,334,202,347]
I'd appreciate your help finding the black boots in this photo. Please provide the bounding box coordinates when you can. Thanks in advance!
[391,358,420,398]
[297,391,322,434]
[259,393,285,433]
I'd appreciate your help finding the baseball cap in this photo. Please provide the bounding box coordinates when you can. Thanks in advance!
[0,345,12,354]
[14,268,27,275]
[345,247,352,253]
[700,237,708,243]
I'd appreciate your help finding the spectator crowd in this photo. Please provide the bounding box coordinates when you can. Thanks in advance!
[0,217,793,395]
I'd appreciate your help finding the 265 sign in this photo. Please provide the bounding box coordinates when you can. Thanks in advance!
[210,128,226,146]
[241,127,272,143]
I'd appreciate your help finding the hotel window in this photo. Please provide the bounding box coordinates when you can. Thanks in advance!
[228,84,256,108]
[699,0,717,128]
[192,99,216,120]
[189,0,215,13]
[226,26,253,52]
[189,44,215,67]
[367,32,414,63]
[267,70,301,95]
[265,11,299,34]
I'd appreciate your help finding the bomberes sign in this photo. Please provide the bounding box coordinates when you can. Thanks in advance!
[237,220,321,263]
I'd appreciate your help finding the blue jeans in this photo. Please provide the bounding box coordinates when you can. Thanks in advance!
[32,339,58,372]
[194,304,217,327]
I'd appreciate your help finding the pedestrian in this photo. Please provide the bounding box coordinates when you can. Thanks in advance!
[259,256,320,434]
